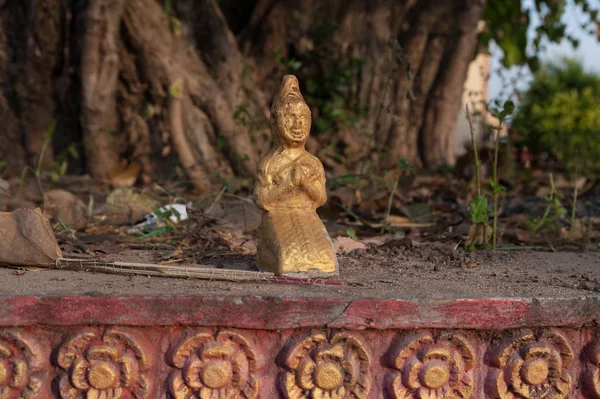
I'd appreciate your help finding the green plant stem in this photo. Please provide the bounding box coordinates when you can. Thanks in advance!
[36,136,52,178]
[381,172,400,234]
[87,195,95,226]
[16,167,28,198]
[492,188,498,248]
[465,104,490,249]
[466,105,481,196]
[492,121,503,249]
[164,0,172,17]
[17,166,44,202]
[533,172,557,234]
[569,165,578,241]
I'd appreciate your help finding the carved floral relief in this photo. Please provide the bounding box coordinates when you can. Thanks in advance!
[387,331,474,399]
[0,330,48,399]
[55,328,153,399]
[280,332,371,399]
[486,330,573,399]
[0,325,595,398]
[167,330,259,399]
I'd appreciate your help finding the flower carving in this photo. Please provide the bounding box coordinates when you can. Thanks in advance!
[582,339,600,398]
[280,332,371,399]
[167,330,259,399]
[0,330,48,398]
[387,331,474,399]
[486,330,573,399]
[56,328,153,399]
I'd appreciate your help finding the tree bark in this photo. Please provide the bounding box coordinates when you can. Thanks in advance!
[380,0,453,167]
[241,0,483,168]
[0,0,485,186]
[123,0,258,177]
[420,0,486,168]
[0,0,63,174]
[80,0,125,179]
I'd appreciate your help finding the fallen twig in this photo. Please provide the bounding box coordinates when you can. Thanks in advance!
[206,185,227,214]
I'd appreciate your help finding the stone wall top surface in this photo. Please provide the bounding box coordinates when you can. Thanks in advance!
[1,251,599,300]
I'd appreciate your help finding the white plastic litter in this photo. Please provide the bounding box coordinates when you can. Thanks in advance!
[126,203,190,234]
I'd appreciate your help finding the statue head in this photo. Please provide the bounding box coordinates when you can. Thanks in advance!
[271,75,312,148]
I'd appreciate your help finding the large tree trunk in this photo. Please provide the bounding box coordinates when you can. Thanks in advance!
[419,0,486,167]
[0,0,63,175]
[0,0,485,190]
[241,0,485,169]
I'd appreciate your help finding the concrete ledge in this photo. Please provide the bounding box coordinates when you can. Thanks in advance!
[1,294,600,398]
[1,295,600,329]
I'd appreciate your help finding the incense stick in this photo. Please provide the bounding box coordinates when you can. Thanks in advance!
[53,258,346,286]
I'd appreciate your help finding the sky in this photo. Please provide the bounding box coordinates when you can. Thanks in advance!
[489,0,600,102]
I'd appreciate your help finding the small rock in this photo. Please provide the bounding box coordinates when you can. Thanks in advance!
[105,188,159,224]
[43,189,88,230]
[334,236,366,253]
[0,178,9,193]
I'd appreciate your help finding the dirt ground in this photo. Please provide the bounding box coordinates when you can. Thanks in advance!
[2,168,599,302]
[1,244,599,299]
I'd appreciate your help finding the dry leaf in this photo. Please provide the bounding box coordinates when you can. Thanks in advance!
[333,236,366,253]
[560,220,585,241]
[108,161,140,188]
[464,261,479,268]
[380,236,414,248]
[386,215,412,226]
[0,208,62,266]
[514,228,533,243]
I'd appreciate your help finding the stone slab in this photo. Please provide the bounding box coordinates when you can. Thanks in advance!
[1,250,599,397]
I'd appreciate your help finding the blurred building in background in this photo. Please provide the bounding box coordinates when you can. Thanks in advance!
[454,52,490,158]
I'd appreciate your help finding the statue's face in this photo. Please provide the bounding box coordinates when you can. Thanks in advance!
[274,100,311,148]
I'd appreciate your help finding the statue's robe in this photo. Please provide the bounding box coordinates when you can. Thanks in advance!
[254,150,337,275]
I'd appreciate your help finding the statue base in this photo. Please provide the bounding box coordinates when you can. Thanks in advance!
[256,209,338,276]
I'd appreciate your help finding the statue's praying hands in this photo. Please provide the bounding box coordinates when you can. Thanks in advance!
[253,75,337,276]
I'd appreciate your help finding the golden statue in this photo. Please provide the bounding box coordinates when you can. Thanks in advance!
[253,75,338,276]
